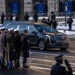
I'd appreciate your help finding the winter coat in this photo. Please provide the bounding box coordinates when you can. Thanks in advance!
[33,13,38,22]
[52,20,57,29]
[67,18,73,24]
[21,35,30,57]
[51,62,73,75]
[1,14,5,24]
[5,32,15,60]
[24,14,29,21]
[0,32,5,60]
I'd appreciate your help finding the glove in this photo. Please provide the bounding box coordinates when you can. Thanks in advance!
[13,49,16,51]
[64,59,71,67]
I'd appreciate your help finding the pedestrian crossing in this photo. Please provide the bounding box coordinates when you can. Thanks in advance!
[27,51,75,75]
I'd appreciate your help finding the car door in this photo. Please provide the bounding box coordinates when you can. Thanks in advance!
[28,25,39,45]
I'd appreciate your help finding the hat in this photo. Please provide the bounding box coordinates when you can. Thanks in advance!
[8,28,14,31]
[23,29,28,33]
[55,54,64,60]
[14,29,19,32]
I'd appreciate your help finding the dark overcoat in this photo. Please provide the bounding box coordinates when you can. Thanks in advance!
[0,32,5,60]
[51,63,73,75]
[21,35,30,57]
[5,32,15,61]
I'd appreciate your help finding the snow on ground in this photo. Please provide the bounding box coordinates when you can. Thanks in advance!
[57,18,75,35]
[57,30,75,35]
[57,24,75,31]
[57,19,75,25]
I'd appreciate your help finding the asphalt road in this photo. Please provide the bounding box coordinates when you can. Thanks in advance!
[0,39,75,75]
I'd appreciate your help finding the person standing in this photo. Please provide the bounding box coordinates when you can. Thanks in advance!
[45,19,51,27]
[67,16,73,31]
[9,13,13,21]
[15,13,20,21]
[0,27,5,68]
[24,12,29,21]
[1,12,5,24]
[52,19,57,29]
[33,12,38,22]
[51,12,56,21]
[21,29,30,68]
[14,29,21,68]
[50,54,73,75]
[41,18,46,23]
[5,28,15,69]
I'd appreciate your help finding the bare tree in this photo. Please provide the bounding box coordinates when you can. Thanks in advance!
[49,0,59,14]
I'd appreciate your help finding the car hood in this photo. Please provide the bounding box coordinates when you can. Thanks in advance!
[46,32,65,36]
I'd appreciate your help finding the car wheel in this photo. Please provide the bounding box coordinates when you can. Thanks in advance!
[60,48,67,50]
[38,39,47,51]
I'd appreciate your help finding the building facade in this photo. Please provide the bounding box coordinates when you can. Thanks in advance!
[0,0,75,20]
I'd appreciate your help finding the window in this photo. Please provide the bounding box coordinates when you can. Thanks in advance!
[33,0,47,16]
[28,26,37,33]
[19,25,27,31]
[34,25,58,33]
[5,25,17,29]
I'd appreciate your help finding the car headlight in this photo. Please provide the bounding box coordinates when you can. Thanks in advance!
[45,35,51,41]
[62,35,68,40]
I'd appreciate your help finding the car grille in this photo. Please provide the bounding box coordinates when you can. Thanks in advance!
[54,35,67,41]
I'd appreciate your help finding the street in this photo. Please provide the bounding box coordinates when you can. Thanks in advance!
[0,39,75,75]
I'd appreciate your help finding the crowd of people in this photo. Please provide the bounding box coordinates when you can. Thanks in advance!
[0,12,39,24]
[0,27,30,69]
[0,12,73,75]
[1,11,73,31]
[0,27,73,75]
[41,12,57,30]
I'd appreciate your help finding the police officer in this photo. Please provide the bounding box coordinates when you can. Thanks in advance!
[24,12,29,21]
[1,12,5,24]
[5,28,15,69]
[9,13,13,21]
[33,12,38,22]
[50,54,73,75]
[14,29,21,68]
[15,13,20,21]
[21,29,30,68]
[52,19,57,30]
[51,12,56,21]
[45,19,51,27]
[41,18,46,23]
[67,16,73,31]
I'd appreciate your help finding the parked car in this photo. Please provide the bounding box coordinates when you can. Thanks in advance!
[2,21,69,50]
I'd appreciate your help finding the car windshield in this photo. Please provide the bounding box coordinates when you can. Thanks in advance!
[34,25,58,33]
[4,25,18,29]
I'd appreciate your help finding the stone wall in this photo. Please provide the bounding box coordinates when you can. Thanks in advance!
[0,0,5,15]
[24,0,33,13]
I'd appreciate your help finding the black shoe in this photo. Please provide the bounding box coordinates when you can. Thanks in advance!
[15,65,19,68]
[24,65,29,68]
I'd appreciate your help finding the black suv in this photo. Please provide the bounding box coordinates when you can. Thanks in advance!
[2,21,69,50]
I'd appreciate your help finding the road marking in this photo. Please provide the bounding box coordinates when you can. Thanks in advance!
[29,58,75,65]
[69,50,75,53]
[29,62,51,67]
[30,51,75,58]
[30,66,75,74]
